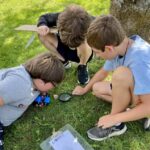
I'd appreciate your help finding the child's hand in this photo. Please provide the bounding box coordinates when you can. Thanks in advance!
[37,25,50,36]
[97,114,119,128]
[72,86,86,95]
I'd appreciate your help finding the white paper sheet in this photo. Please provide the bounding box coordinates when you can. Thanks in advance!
[49,130,84,150]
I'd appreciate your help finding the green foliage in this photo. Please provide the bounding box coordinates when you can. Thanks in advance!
[1,0,150,150]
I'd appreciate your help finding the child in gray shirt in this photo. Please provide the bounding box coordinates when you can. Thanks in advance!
[0,52,65,150]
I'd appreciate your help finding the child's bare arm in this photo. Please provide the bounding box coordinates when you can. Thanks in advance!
[116,95,150,122]
[72,68,109,95]
[98,94,150,128]
[37,25,50,36]
[77,41,92,65]
[37,13,60,36]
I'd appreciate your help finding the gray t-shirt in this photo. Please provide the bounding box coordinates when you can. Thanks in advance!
[0,65,39,126]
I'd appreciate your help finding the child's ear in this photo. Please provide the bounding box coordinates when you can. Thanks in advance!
[34,79,45,85]
[105,45,114,52]
[36,79,51,88]
[45,82,53,89]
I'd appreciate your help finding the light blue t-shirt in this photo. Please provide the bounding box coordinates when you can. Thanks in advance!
[0,65,39,126]
[103,35,150,95]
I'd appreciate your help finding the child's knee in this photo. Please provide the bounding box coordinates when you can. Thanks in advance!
[92,83,99,93]
[92,82,103,96]
[112,67,133,85]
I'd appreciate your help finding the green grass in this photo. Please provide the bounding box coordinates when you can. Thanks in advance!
[1,0,150,150]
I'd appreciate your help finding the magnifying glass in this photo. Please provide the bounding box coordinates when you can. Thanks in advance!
[58,92,72,102]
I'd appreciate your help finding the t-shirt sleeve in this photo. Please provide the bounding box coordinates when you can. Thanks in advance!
[131,62,150,95]
[103,60,114,71]
[37,13,60,27]
[0,75,28,104]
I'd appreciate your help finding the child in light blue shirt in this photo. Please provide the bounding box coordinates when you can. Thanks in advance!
[73,15,150,141]
[103,35,150,95]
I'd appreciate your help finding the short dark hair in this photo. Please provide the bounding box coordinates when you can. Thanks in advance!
[57,4,92,47]
[24,52,65,84]
[87,15,126,51]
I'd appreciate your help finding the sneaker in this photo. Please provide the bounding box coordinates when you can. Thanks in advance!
[77,65,90,85]
[143,118,150,131]
[64,61,71,69]
[87,123,127,141]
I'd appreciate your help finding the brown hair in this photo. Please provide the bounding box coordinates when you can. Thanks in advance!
[87,15,126,52]
[24,52,65,84]
[57,4,92,47]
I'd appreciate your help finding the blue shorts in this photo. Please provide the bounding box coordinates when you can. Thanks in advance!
[56,34,93,63]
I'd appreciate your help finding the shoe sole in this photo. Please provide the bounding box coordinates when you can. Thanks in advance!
[87,125,127,141]
[144,118,150,130]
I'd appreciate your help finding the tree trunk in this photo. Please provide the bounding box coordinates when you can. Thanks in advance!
[110,0,150,42]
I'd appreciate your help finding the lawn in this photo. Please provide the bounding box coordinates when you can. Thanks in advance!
[1,0,150,150]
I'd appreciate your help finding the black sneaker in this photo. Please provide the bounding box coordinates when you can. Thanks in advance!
[87,123,127,141]
[77,65,89,85]
[143,118,150,131]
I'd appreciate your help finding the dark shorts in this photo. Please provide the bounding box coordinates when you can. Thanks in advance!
[56,34,93,63]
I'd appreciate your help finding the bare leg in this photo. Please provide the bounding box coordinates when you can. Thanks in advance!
[92,81,112,103]
[77,42,92,65]
[38,33,64,61]
[111,67,134,115]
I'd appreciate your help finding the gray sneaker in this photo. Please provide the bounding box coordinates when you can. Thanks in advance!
[87,123,127,141]
[143,118,150,131]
